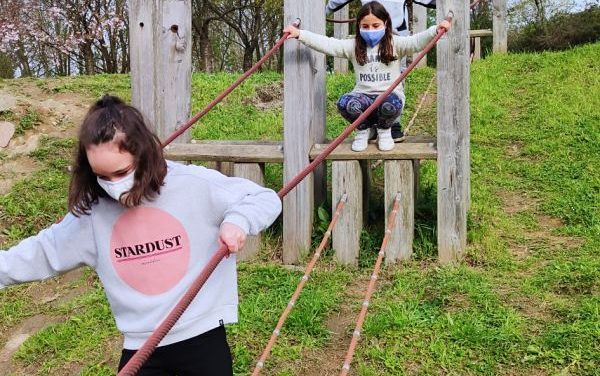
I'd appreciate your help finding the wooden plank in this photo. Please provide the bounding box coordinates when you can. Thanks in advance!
[385,161,414,263]
[165,138,436,162]
[492,0,508,53]
[233,163,265,262]
[469,29,493,38]
[129,0,192,143]
[164,142,284,162]
[333,6,349,73]
[412,4,428,68]
[332,161,362,265]
[436,2,470,263]
[283,0,326,264]
[310,140,437,160]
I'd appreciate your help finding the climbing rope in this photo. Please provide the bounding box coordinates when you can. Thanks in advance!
[160,19,301,148]
[278,13,452,199]
[117,245,230,376]
[340,193,402,376]
[118,22,302,375]
[121,13,452,375]
[251,194,348,375]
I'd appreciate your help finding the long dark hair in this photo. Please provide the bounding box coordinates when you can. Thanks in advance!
[68,95,167,215]
[355,1,397,66]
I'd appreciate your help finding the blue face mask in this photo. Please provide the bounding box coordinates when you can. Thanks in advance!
[360,28,386,48]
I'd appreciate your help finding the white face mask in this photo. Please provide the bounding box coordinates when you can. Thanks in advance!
[97,170,135,202]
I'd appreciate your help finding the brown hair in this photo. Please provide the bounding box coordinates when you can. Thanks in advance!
[354,1,397,66]
[68,95,167,215]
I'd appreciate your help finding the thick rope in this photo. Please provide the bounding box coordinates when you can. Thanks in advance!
[160,19,301,148]
[277,15,452,199]
[251,194,348,375]
[122,14,451,375]
[118,21,300,376]
[339,193,402,376]
[117,245,230,376]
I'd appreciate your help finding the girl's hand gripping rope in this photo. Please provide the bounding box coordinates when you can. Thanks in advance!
[219,223,247,254]
[437,18,452,33]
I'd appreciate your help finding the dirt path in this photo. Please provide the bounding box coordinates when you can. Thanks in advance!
[296,275,368,376]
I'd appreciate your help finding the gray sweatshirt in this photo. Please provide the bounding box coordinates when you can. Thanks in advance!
[297,26,437,102]
[0,161,282,349]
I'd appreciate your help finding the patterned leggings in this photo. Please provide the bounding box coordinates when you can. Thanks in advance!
[337,92,403,130]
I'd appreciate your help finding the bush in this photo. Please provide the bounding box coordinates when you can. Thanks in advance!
[509,6,600,52]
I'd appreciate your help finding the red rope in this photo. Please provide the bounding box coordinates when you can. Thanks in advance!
[117,246,230,376]
[277,18,451,199]
[251,194,348,375]
[160,19,300,148]
[339,194,402,375]
[121,14,452,375]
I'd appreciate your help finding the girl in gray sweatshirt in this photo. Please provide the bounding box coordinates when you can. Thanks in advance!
[284,1,449,152]
[0,95,282,375]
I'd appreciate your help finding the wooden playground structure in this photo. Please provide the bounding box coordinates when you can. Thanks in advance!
[128,0,508,266]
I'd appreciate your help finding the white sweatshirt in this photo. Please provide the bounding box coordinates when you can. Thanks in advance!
[0,161,282,349]
[297,26,437,102]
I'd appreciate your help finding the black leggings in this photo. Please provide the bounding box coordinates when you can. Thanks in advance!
[118,326,233,376]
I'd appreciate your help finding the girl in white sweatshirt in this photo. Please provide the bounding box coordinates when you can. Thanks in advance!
[0,95,282,375]
[284,1,450,151]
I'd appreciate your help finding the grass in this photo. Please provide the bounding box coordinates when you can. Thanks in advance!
[1,42,599,375]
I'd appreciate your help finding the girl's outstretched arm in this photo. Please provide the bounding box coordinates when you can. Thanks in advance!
[283,23,354,59]
[394,20,452,56]
[0,214,96,288]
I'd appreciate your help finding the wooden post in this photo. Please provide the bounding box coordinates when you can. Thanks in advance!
[233,163,265,261]
[436,2,470,263]
[333,6,349,73]
[384,160,414,263]
[332,161,363,265]
[283,0,326,264]
[129,0,192,143]
[473,37,482,60]
[412,4,428,68]
[492,0,507,53]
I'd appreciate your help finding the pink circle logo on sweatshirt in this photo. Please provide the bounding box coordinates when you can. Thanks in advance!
[110,207,190,295]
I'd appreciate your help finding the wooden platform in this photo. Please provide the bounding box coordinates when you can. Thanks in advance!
[163,136,436,162]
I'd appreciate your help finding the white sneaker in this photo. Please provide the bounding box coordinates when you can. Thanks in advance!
[377,127,395,151]
[351,129,370,151]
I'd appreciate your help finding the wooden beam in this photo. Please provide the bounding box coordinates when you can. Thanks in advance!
[283,0,326,264]
[164,141,284,162]
[333,6,349,73]
[165,138,436,162]
[436,1,470,263]
[310,138,437,160]
[332,161,363,265]
[129,0,192,143]
[469,29,493,38]
[492,0,508,53]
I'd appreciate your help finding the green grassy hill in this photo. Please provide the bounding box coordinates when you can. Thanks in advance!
[0,42,598,375]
